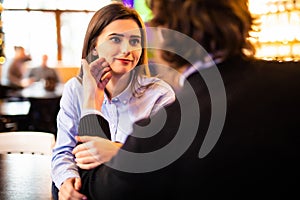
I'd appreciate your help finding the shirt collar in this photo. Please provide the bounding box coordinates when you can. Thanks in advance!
[103,76,133,105]
[179,56,222,87]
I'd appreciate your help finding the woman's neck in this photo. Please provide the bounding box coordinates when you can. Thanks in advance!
[105,72,131,99]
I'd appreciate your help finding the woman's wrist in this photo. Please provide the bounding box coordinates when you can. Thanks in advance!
[83,94,102,110]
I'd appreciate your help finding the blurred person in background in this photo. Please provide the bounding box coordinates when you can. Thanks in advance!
[27,54,60,91]
[7,46,33,88]
[75,0,300,199]
[27,54,60,84]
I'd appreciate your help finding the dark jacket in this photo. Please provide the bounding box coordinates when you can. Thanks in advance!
[79,56,300,199]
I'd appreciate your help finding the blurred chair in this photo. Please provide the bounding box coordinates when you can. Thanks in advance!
[0,84,11,99]
[0,100,31,132]
[0,117,17,132]
[0,131,55,155]
[27,97,61,136]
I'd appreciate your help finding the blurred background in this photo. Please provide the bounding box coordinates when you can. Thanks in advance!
[0,0,299,80]
[0,1,299,199]
[0,0,299,134]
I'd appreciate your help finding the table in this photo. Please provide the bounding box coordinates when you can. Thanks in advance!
[19,81,64,99]
[14,81,64,134]
[0,153,52,200]
[0,100,31,116]
[0,82,63,132]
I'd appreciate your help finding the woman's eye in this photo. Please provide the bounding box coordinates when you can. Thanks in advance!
[110,37,121,43]
[129,39,141,46]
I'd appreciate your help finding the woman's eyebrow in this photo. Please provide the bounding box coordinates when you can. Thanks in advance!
[130,35,141,39]
[108,33,124,37]
[108,33,141,38]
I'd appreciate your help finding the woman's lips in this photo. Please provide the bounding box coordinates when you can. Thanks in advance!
[116,58,133,64]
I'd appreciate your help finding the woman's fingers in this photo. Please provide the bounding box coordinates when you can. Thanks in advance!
[76,135,94,143]
[75,153,101,164]
[73,147,95,158]
[90,58,112,84]
[76,162,102,170]
[100,69,112,82]
[93,66,110,82]
[82,57,111,84]
[73,136,122,170]
[73,144,104,169]
[72,138,96,154]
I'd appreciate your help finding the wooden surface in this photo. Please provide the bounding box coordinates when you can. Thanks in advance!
[55,67,79,83]
[0,153,53,200]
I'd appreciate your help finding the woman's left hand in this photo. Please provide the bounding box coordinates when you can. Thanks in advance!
[72,135,122,169]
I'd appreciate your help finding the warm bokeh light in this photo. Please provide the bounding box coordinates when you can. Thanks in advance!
[0,56,5,64]
[249,0,300,61]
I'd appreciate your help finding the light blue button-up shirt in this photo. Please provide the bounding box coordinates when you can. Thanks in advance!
[51,76,175,188]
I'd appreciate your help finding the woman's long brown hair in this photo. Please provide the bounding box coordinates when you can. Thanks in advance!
[79,3,152,97]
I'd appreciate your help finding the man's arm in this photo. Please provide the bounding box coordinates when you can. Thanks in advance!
[77,98,181,199]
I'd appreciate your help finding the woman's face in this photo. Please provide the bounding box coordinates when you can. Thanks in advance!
[95,19,142,76]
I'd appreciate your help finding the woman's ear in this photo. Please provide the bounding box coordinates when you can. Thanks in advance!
[92,48,98,56]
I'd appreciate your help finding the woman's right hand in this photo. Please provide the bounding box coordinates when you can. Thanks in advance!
[58,177,87,200]
[81,58,112,110]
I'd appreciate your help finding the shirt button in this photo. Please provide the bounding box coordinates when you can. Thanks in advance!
[122,100,127,104]
[112,98,119,102]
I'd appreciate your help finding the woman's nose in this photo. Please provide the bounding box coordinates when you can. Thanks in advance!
[120,41,130,55]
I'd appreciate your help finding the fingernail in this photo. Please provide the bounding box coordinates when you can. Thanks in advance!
[102,62,108,67]
[82,197,87,200]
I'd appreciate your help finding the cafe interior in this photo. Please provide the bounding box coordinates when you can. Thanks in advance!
[0,0,299,199]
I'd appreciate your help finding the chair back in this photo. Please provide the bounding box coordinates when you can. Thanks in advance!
[0,131,55,155]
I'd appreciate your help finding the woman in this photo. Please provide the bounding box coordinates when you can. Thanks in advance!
[51,3,175,200]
